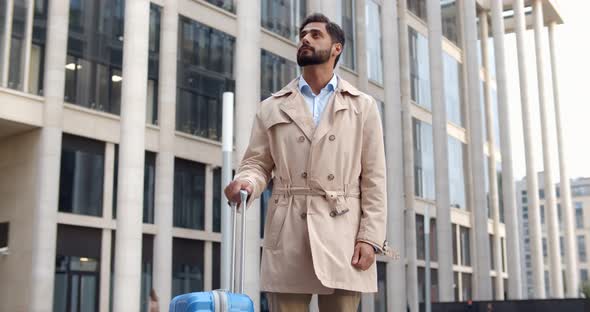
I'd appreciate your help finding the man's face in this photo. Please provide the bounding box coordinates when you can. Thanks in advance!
[297,22,340,67]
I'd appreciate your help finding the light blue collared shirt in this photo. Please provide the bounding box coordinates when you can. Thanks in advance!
[298,74,338,126]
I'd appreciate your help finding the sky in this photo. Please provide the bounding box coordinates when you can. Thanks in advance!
[504,0,590,181]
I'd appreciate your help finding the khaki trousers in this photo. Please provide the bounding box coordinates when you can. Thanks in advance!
[266,290,361,312]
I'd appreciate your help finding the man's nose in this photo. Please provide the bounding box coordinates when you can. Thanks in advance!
[300,34,311,46]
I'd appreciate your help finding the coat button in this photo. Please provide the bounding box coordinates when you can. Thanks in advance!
[301,172,308,179]
[274,198,279,204]
[329,135,336,141]
[330,211,337,217]
[298,136,305,142]
[327,174,334,181]
[300,212,307,219]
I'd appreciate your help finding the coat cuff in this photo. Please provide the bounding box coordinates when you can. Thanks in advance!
[356,237,392,257]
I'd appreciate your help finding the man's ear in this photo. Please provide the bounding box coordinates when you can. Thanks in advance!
[332,43,343,57]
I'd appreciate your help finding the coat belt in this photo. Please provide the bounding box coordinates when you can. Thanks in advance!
[272,184,360,217]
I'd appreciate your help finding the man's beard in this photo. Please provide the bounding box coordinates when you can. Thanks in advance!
[297,46,331,67]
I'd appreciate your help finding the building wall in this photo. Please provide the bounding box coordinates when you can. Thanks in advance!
[518,174,590,297]
[0,130,41,312]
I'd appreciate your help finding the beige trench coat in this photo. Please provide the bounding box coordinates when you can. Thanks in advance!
[234,77,388,294]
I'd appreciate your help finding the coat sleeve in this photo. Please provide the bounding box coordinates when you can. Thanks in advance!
[356,97,388,254]
[234,111,275,208]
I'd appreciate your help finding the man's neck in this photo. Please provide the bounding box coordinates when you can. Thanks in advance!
[302,65,335,95]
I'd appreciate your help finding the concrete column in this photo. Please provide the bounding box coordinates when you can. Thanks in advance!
[490,0,523,299]
[532,0,563,298]
[398,0,419,310]
[461,0,492,300]
[382,0,407,310]
[425,0,454,302]
[22,0,34,92]
[235,0,261,308]
[548,21,578,298]
[513,0,545,299]
[153,0,177,310]
[29,0,69,310]
[478,10,504,300]
[0,0,14,86]
[355,0,368,91]
[112,0,150,311]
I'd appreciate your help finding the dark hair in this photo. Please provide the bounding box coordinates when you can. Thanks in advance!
[299,13,345,68]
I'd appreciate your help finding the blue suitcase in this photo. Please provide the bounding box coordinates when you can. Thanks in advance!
[170,191,254,312]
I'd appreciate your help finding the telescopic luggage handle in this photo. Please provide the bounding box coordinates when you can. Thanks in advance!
[229,190,248,294]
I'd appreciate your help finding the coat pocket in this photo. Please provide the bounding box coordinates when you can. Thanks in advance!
[262,195,290,249]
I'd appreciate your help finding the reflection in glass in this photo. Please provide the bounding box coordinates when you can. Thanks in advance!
[413,118,435,200]
[366,0,382,83]
[375,262,387,311]
[59,134,105,217]
[29,0,48,95]
[213,168,222,233]
[147,4,161,125]
[64,0,125,114]
[172,238,204,297]
[441,0,460,45]
[260,50,298,100]
[173,158,206,230]
[407,0,427,21]
[7,0,28,90]
[341,0,355,70]
[204,0,234,13]
[177,16,235,141]
[448,136,467,209]
[460,226,471,266]
[443,52,462,126]
[409,28,431,110]
[261,0,305,41]
[112,149,157,224]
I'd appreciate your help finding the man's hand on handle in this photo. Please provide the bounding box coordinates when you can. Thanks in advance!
[351,241,376,271]
[224,179,253,206]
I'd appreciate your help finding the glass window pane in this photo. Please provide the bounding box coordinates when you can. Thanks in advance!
[172,238,205,297]
[140,235,154,312]
[341,0,355,70]
[413,118,435,200]
[59,134,105,217]
[143,152,156,224]
[260,49,298,100]
[375,262,387,311]
[261,0,305,41]
[443,52,462,126]
[416,214,425,260]
[176,16,235,141]
[365,0,382,83]
[213,168,222,233]
[65,0,125,115]
[407,0,427,21]
[212,242,220,290]
[147,4,160,125]
[460,226,471,266]
[448,136,467,210]
[441,0,460,44]
[462,273,472,301]
[578,235,587,262]
[7,0,28,90]
[173,158,206,230]
[204,0,234,13]
[409,27,431,110]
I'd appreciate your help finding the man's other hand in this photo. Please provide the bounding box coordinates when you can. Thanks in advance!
[224,180,253,206]
[351,241,376,271]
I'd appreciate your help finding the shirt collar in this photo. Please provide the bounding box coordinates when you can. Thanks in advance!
[298,73,338,96]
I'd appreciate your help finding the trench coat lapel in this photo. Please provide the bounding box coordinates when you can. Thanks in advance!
[275,79,315,142]
[312,78,361,145]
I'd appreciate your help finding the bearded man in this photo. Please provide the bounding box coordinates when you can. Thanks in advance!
[225,13,389,312]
